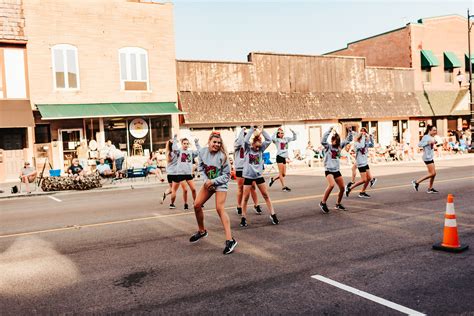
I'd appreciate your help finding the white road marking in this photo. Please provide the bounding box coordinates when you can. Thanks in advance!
[47,196,62,203]
[311,275,425,316]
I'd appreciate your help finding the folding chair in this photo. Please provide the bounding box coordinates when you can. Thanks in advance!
[263,152,277,174]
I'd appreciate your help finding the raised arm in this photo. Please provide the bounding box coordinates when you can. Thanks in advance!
[172,135,180,152]
[192,138,201,157]
[245,127,254,145]
[287,129,297,142]
[355,135,366,149]
[368,135,375,148]
[234,128,246,150]
[321,128,332,149]
[261,130,272,151]
[272,130,278,143]
[341,131,354,148]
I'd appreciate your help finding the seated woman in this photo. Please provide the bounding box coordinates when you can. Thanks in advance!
[146,152,164,182]
[20,162,37,194]
[96,158,114,177]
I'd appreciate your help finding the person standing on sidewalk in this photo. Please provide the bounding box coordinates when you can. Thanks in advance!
[190,132,237,255]
[269,127,297,192]
[319,126,353,214]
[234,127,261,216]
[345,128,377,199]
[240,126,279,227]
[412,125,439,194]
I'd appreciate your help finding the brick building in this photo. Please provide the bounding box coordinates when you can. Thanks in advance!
[327,14,473,139]
[0,0,34,182]
[177,52,420,157]
[21,0,180,173]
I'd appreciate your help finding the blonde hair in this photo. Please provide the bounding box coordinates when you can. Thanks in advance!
[208,132,227,164]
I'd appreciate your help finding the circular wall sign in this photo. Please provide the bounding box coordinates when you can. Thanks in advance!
[129,118,149,138]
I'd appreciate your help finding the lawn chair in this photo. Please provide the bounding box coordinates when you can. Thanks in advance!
[263,152,276,174]
[126,167,149,182]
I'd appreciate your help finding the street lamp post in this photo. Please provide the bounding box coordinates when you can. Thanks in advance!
[468,9,474,151]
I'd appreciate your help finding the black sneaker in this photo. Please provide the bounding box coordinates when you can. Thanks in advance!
[254,205,262,215]
[236,207,242,215]
[427,188,439,194]
[184,203,189,210]
[269,177,275,187]
[223,238,238,255]
[319,202,329,214]
[411,180,419,192]
[282,186,291,192]
[270,214,279,225]
[358,192,371,199]
[240,217,248,227]
[370,178,377,188]
[189,230,208,243]
[169,203,176,209]
[335,203,347,211]
[347,181,354,188]
[345,183,352,197]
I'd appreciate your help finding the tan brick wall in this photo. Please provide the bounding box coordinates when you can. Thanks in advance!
[177,52,416,94]
[0,0,26,41]
[327,27,411,68]
[23,0,177,104]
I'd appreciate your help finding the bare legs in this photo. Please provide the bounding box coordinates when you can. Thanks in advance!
[272,163,287,188]
[322,175,345,204]
[193,188,232,240]
[415,163,436,190]
[349,170,372,193]
[242,182,275,219]
[237,177,258,209]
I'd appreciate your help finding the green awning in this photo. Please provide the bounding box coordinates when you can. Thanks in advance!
[465,53,474,70]
[37,102,182,120]
[443,52,461,68]
[420,50,439,68]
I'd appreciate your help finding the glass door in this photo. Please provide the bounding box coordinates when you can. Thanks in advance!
[59,128,83,172]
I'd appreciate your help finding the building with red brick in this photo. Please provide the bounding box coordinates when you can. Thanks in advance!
[327,14,473,139]
[177,52,421,157]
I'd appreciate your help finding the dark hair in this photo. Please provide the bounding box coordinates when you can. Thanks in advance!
[165,140,173,162]
[331,133,341,147]
[424,125,435,135]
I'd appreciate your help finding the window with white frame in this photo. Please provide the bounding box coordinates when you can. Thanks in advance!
[119,47,149,91]
[51,44,79,89]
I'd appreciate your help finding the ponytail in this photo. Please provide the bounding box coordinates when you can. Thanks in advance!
[424,125,434,136]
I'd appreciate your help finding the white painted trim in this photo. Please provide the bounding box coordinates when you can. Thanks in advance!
[48,196,62,202]
[51,44,80,91]
[311,275,425,316]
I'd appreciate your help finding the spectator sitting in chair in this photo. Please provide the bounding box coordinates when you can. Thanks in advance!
[68,158,85,180]
[20,162,37,194]
[96,158,114,177]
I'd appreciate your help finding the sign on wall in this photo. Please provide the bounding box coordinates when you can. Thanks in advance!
[129,118,149,138]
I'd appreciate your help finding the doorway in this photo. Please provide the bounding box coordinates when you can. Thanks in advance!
[59,128,83,171]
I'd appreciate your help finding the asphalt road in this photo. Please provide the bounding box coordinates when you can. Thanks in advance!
[0,158,473,315]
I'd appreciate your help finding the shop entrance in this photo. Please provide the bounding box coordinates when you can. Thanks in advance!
[59,128,83,171]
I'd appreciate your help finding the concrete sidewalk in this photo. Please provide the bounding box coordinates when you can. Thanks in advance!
[0,153,472,200]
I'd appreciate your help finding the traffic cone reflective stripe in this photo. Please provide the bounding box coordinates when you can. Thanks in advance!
[433,194,468,253]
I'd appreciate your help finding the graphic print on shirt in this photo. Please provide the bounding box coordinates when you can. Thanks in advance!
[359,147,366,155]
[249,153,261,165]
[280,142,287,150]
[204,164,220,179]
[331,149,340,159]
[239,147,245,159]
[181,153,192,163]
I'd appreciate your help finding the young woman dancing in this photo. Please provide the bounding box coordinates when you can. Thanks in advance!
[171,135,201,210]
[345,128,377,198]
[319,126,353,214]
[412,125,439,193]
[269,127,297,192]
[161,139,188,205]
[234,127,261,215]
[240,126,279,227]
[190,132,237,255]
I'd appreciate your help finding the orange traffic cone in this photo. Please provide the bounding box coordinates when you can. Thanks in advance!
[433,194,469,253]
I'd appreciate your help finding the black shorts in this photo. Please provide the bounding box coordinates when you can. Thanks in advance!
[325,171,342,179]
[244,177,265,185]
[424,160,434,165]
[167,174,177,183]
[276,155,287,164]
[175,174,193,182]
[236,170,243,178]
[358,165,370,173]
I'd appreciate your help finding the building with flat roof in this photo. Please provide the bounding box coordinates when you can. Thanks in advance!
[326,14,473,139]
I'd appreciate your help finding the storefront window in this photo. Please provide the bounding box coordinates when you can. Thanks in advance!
[151,116,171,150]
[0,128,26,150]
[35,125,51,143]
[104,118,128,152]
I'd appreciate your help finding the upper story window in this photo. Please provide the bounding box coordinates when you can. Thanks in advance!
[0,48,27,99]
[119,47,149,91]
[51,44,80,90]
[420,50,438,84]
